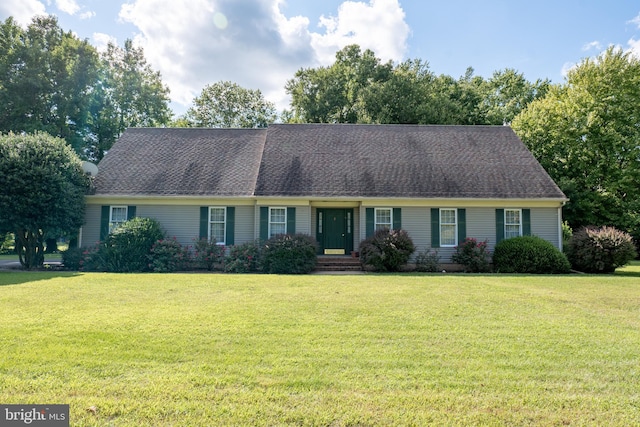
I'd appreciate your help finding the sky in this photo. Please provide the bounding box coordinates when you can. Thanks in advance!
[2,0,640,117]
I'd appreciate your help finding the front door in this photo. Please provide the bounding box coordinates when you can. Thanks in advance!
[317,209,354,255]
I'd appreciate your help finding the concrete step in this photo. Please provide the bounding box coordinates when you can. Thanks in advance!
[315,256,362,272]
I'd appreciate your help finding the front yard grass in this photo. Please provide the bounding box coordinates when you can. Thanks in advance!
[0,272,639,426]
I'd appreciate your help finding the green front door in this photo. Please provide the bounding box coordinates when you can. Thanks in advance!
[317,209,354,255]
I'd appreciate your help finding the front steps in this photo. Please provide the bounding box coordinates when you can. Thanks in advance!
[315,256,362,272]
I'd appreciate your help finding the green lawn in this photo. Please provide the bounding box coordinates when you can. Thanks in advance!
[1,271,639,426]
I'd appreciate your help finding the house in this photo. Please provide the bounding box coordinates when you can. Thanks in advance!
[81,124,567,264]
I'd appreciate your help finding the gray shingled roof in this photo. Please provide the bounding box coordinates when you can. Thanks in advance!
[94,128,266,196]
[94,124,566,200]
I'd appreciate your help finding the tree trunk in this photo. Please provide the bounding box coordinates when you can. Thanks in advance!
[15,228,45,269]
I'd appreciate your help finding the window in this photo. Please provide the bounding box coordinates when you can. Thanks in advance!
[375,208,392,230]
[269,207,286,238]
[109,206,128,233]
[209,207,226,244]
[440,208,457,247]
[505,209,522,239]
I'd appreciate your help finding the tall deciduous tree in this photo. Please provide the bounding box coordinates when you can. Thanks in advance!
[0,16,100,152]
[0,132,89,269]
[88,39,171,160]
[512,47,640,236]
[182,81,277,128]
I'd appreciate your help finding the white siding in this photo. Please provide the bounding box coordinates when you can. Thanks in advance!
[295,206,311,235]
[81,204,102,247]
[531,208,561,248]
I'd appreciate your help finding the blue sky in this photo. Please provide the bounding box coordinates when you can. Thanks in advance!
[1,0,639,115]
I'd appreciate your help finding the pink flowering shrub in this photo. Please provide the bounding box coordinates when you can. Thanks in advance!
[149,238,191,272]
[451,237,491,272]
[193,238,225,271]
[224,240,262,273]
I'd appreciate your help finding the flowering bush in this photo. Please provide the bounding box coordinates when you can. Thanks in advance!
[359,228,416,272]
[451,237,491,272]
[149,238,191,272]
[193,238,225,271]
[61,247,84,270]
[225,240,261,273]
[566,226,637,273]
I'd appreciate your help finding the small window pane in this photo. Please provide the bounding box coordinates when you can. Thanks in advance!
[209,207,226,243]
[111,207,127,223]
[210,208,225,222]
[270,208,286,237]
[440,209,457,246]
[375,208,392,230]
[210,223,225,243]
[505,209,521,239]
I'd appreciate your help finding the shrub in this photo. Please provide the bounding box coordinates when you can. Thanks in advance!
[149,238,191,272]
[566,226,637,273]
[61,247,84,270]
[359,229,416,272]
[451,238,491,273]
[193,239,225,271]
[94,217,165,272]
[261,234,317,274]
[414,249,441,272]
[225,240,261,273]
[493,235,570,274]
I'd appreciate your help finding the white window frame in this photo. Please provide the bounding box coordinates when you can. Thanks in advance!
[269,207,287,238]
[440,208,458,247]
[208,207,227,245]
[374,208,393,231]
[109,206,128,233]
[505,209,522,239]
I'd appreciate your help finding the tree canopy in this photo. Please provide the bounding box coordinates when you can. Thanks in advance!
[180,81,277,128]
[0,132,89,268]
[512,47,640,237]
[0,16,171,161]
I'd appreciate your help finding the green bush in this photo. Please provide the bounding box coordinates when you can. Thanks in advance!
[193,239,225,271]
[359,229,416,272]
[566,226,637,273]
[261,234,317,274]
[451,238,491,273]
[225,240,261,273]
[414,249,441,272]
[81,217,165,272]
[61,247,84,270]
[149,238,191,272]
[493,236,570,274]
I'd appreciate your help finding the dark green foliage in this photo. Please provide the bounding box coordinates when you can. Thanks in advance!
[261,234,317,274]
[225,240,262,273]
[193,239,225,271]
[359,229,416,272]
[149,238,191,272]
[493,236,570,274]
[0,132,89,269]
[414,249,441,272]
[566,226,637,273]
[451,238,491,273]
[83,217,165,272]
[61,247,84,271]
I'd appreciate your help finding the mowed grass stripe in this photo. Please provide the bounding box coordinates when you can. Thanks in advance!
[0,272,639,426]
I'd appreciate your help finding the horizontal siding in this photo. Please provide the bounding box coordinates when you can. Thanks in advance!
[234,206,255,244]
[295,206,311,235]
[136,205,199,248]
[81,204,102,247]
[531,208,560,248]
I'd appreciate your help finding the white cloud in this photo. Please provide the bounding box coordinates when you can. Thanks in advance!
[560,61,576,77]
[56,0,80,15]
[117,0,410,113]
[581,41,601,52]
[627,13,640,29]
[627,38,640,59]
[0,0,46,26]
[311,0,410,65]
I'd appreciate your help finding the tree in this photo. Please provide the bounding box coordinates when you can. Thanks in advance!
[0,16,100,153]
[182,81,277,128]
[512,47,640,237]
[0,132,89,269]
[88,39,171,160]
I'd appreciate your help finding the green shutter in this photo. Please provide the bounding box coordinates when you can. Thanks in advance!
[523,209,531,236]
[100,206,110,241]
[393,208,402,229]
[287,207,296,234]
[127,206,136,220]
[496,209,505,243]
[226,207,235,245]
[457,208,466,244]
[365,208,374,238]
[260,207,269,240]
[199,207,208,240]
[431,208,440,248]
